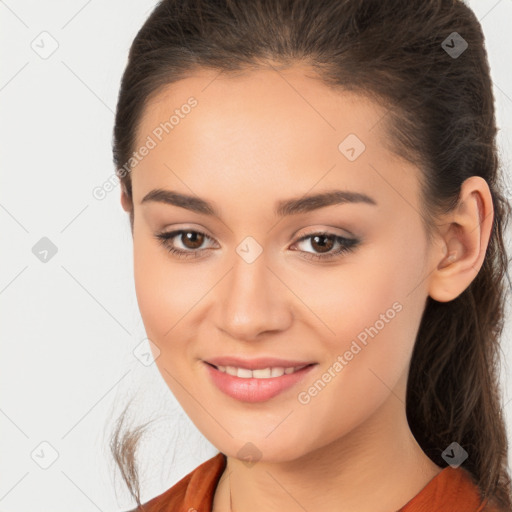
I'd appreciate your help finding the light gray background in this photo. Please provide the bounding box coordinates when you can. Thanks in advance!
[1,1,511,511]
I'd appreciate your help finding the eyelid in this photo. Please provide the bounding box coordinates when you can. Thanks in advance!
[294,225,356,240]
[157,228,218,248]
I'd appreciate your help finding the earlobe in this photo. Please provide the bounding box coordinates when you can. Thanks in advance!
[427,176,494,303]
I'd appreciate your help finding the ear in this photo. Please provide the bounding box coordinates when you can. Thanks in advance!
[427,176,494,302]
[120,184,135,235]
[120,184,132,212]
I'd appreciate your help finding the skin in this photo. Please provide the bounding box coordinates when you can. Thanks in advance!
[121,65,494,512]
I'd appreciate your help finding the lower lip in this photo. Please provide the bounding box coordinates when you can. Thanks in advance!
[203,362,316,403]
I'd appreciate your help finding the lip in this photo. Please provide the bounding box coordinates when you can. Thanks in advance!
[203,360,317,403]
[204,356,316,370]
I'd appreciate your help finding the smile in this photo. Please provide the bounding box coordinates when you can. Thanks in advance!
[213,364,310,378]
[204,361,317,402]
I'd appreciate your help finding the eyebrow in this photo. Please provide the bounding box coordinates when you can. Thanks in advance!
[141,188,377,217]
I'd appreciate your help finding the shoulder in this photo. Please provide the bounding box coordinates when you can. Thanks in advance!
[441,466,504,512]
[123,452,227,512]
[451,467,507,512]
[399,465,507,512]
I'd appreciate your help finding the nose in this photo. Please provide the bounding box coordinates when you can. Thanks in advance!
[215,253,293,342]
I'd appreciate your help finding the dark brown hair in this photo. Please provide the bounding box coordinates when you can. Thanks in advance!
[110,0,512,510]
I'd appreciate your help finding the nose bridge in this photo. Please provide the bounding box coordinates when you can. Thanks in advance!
[216,246,291,339]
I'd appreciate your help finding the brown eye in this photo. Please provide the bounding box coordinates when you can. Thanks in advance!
[180,231,205,249]
[154,229,216,260]
[291,231,360,262]
[309,234,335,253]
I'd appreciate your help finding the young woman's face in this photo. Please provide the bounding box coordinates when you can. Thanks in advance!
[127,66,439,462]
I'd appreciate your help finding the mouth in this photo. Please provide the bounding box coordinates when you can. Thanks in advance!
[204,361,315,378]
[203,361,317,402]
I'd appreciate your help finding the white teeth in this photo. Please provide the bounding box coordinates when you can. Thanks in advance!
[216,364,308,378]
[271,367,284,377]
[237,367,253,378]
[225,366,237,376]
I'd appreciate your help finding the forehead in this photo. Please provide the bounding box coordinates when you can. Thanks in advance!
[135,65,389,147]
[131,66,417,210]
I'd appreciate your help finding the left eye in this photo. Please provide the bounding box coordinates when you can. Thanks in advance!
[154,229,360,261]
[291,231,360,261]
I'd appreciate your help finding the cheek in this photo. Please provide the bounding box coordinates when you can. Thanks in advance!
[132,234,200,345]
[305,238,425,403]
[291,238,418,349]
[132,238,203,400]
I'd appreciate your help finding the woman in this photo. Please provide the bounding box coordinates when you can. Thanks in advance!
[110,0,512,510]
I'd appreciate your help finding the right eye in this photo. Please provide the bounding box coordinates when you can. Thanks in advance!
[154,229,218,259]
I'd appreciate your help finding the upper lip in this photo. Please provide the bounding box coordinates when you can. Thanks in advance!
[204,356,316,370]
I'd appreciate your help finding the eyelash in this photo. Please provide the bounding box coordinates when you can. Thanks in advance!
[154,229,360,262]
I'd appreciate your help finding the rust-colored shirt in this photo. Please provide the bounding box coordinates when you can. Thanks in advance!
[132,452,500,511]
